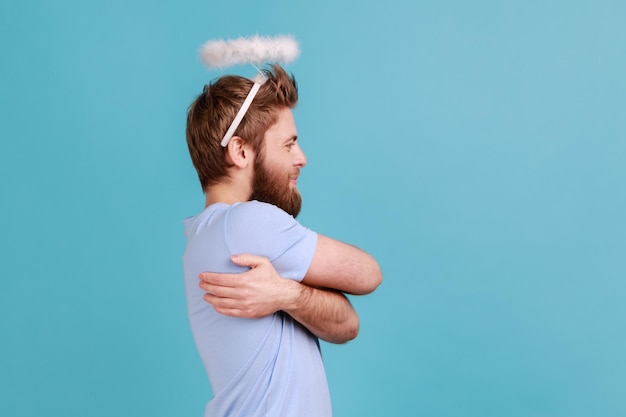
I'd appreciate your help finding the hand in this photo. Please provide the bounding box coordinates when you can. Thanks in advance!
[198,254,299,319]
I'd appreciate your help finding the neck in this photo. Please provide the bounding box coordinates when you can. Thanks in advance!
[204,181,252,208]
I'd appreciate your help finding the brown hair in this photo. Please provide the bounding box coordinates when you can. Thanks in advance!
[186,64,298,191]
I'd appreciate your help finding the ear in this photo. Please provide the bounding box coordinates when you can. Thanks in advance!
[226,136,254,168]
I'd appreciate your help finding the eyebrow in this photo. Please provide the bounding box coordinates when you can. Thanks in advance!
[282,135,298,145]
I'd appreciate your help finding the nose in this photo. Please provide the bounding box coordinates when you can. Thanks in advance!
[294,143,307,167]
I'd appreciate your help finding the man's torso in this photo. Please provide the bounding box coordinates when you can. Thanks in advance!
[183,201,331,417]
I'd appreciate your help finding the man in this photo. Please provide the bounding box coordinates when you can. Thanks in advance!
[183,65,381,417]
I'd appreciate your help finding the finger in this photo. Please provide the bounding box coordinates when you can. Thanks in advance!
[199,282,243,299]
[230,253,271,269]
[211,304,263,319]
[202,294,249,312]
[198,272,238,286]
[203,293,241,307]
[212,306,249,318]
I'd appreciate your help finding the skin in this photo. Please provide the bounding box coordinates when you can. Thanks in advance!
[200,107,381,344]
[200,254,360,344]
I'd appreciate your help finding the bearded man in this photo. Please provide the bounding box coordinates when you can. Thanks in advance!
[183,65,382,417]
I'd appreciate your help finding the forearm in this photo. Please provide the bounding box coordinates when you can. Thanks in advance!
[283,280,360,344]
[304,235,383,295]
[199,254,360,343]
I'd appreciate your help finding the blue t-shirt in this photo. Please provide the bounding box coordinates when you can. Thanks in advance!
[183,201,331,417]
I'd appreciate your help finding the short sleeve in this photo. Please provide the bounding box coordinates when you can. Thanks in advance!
[223,201,317,281]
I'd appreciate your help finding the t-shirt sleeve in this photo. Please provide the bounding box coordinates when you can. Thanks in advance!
[223,201,317,281]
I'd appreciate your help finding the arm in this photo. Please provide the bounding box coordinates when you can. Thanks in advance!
[303,234,383,295]
[224,202,382,296]
[284,284,359,344]
[199,254,359,344]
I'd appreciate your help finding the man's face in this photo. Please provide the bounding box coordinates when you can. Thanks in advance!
[250,108,307,217]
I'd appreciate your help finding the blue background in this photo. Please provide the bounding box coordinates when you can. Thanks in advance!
[1,0,625,416]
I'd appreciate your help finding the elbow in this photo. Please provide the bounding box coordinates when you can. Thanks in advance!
[334,314,360,344]
[347,315,360,342]
[370,263,383,292]
[356,261,382,295]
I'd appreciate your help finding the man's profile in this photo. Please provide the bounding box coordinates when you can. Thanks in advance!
[183,64,381,417]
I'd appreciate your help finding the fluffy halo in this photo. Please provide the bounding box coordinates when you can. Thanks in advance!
[199,35,300,69]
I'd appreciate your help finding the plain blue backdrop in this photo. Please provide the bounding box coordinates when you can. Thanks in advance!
[1,0,625,416]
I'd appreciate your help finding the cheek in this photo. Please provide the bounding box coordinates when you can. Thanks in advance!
[264,149,294,173]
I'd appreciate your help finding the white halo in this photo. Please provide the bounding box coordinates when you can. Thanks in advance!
[200,35,300,69]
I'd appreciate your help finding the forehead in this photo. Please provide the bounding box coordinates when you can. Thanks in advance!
[263,108,297,144]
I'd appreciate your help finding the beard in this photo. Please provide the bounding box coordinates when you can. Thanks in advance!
[250,151,302,218]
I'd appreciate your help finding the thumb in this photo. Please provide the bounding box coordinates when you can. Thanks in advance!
[230,253,270,268]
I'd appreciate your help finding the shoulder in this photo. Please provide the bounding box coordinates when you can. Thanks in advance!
[229,200,289,217]
[223,201,317,261]
[226,201,298,231]
[183,203,229,238]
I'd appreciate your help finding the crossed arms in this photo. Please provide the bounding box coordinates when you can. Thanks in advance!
[198,234,382,344]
